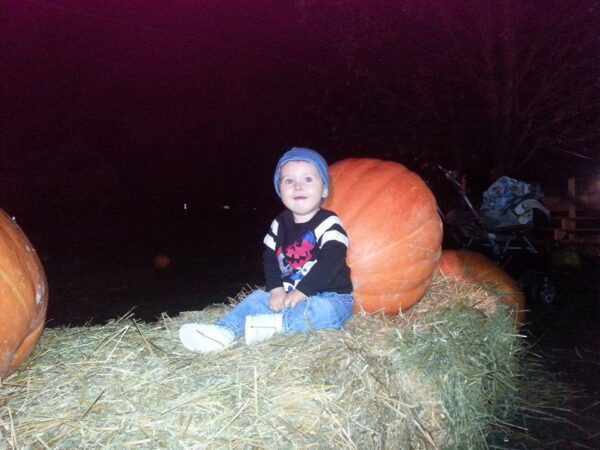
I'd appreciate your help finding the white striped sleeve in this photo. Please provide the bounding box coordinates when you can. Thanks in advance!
[263,218,279,251]
[319,230,349,248]
[314,215,344,240]
[263,234,276,250]
[269,219,279,235]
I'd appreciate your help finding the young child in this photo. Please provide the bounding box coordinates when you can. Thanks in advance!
[179,147,353,352]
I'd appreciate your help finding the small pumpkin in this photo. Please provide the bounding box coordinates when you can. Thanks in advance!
[153,254,171,269]
[0,209,48,380]
[438,250,526,324]
[324,158,443,315]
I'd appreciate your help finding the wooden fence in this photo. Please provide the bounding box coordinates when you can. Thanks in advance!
[543,178,600,245]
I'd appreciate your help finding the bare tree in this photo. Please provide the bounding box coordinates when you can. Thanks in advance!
[296,0,600,177]
[426,0,600,175]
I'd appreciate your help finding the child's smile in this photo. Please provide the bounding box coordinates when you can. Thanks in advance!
[279,161,329,223]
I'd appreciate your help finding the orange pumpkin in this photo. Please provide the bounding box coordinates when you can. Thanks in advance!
[0,209,48,380]
[438,250,526,323]
[324,158,443,314]
[153,254,171,269]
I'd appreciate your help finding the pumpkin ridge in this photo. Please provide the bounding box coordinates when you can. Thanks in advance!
[397,212,441,243]
[352,238,431,261]
[0,262,31,319]
[0,220,39,302]
[352,213,441,259]
[339,190,436,238]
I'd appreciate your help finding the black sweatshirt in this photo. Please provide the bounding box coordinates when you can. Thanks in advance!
[262,208,353,296]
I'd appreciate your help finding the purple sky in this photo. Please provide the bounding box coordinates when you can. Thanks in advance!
[2,0,599,223]
[2,1,321,215]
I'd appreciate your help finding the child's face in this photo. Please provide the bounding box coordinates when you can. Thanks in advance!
[279,160,328,223]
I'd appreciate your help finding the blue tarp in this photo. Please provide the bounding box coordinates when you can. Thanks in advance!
[481,176,533,212]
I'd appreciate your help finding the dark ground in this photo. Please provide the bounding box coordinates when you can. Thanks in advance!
[19,209,600,448]
[522,253,600,449]
[36,208,270,326]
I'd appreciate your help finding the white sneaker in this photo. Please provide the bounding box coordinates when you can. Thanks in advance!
[179,324,235,353]
[245,314,283,346]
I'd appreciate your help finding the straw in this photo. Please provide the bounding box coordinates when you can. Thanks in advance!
[0,276,571,449]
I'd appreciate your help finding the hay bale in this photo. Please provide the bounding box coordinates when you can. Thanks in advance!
[0,277,552,449]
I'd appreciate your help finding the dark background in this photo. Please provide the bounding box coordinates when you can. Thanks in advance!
[3,1,599,229]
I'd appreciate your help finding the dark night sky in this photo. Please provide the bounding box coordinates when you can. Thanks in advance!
[2,0,599,237]
[2,0,330,229]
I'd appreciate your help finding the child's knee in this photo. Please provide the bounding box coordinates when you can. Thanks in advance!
[288,295,352,331]
[241,290,269,306]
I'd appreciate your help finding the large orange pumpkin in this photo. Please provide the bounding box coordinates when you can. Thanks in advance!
[438,250,526,324]
[324,158,443,314]
[0,209,48,380]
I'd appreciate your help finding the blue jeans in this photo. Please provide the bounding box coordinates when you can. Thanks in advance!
[217,290,354,338]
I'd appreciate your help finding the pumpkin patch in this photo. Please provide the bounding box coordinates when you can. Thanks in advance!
[438,249,526,324]
[324,158,443,315]
[0,210,48,380]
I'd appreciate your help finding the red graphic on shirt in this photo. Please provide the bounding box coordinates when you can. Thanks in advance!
[277,231,317,271]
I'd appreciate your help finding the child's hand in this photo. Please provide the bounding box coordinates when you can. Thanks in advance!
[268,288,286,312]
[283,289,307,309]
